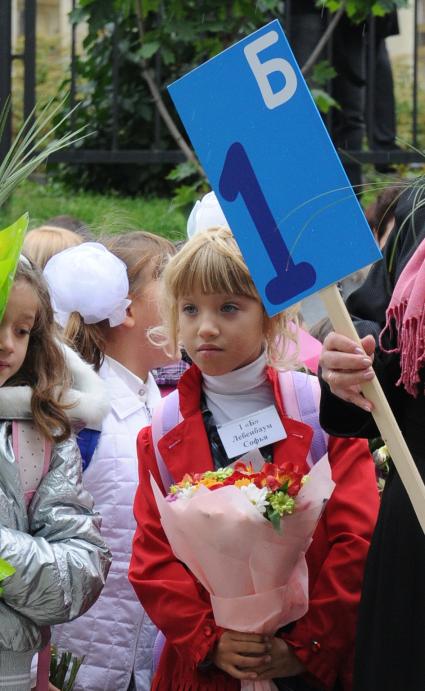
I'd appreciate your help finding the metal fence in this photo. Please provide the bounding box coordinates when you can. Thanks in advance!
[0,0,424,170]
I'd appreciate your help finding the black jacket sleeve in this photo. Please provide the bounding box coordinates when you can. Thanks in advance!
[320,185,425,438]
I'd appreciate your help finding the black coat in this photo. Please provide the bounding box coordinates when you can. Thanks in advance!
[319,185,425,691]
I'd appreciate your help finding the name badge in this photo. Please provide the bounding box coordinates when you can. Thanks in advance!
[217,405,287,459]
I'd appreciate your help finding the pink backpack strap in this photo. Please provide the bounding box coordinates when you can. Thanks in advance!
[12,421,51,508]
[35,639,51,691]
[279,370,329,468]
[11,424,52,690]
[151,390,182,493]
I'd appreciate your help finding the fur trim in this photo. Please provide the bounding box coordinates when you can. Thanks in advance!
[0,344,110,428]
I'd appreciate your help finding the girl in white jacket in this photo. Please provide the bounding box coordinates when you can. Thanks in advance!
[45,234,176,691]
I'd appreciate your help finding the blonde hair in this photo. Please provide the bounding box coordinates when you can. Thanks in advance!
[8,260,72,442]
[23,226,83,270]
[153,227,299,368]
[104,231,175,297]
[65,231,176,370]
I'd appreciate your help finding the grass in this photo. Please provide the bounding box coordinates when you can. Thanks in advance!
[0,179,187,241]
[2,168,425,245]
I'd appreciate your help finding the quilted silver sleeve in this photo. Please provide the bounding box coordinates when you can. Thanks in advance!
[0,436,111,625]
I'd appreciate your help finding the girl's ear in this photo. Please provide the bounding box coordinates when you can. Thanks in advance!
[122,303,135,329]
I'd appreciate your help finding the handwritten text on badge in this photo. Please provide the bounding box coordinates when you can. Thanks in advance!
[217,405,287,459]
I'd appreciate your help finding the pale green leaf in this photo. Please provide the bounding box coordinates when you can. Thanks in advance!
[0,214,29,322]
[139,41,160,59]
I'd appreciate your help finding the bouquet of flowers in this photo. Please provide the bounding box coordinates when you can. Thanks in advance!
[168,460,306,530]
[151,452,335,691]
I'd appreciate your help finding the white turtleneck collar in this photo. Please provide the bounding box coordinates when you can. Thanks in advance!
[202,352,275,425]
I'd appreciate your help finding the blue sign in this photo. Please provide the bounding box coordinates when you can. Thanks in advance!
[168,20,382,316]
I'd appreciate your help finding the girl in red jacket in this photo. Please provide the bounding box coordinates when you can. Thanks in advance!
[129,227,379,691]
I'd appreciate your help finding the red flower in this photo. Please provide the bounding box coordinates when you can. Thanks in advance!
[266,475,281,492]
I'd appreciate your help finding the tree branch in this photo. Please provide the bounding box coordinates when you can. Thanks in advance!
[134,0,205,177]
[301,1,347,77]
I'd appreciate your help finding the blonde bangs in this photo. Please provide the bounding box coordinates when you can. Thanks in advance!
[167,228,258,301]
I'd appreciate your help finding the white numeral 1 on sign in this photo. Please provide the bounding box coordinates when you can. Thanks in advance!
[244,30,297,110]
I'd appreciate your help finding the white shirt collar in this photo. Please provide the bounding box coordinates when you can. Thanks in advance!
[102,355,161,420]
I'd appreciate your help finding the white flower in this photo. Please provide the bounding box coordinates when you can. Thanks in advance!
[240,484,269,515]
[373,444,390,468]
[178,485,198,500]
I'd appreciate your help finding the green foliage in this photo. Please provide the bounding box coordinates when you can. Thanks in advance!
[310,60,340,114]
[55,0,409,197]
[317,0,409,22]
[311,60,338,85]
[0,98,87,209]
[50,646,84,691]
[55,0,284,195]
[311,88,341,113]
[0,215,28,322]
[0,95,88,317]
[166,161,209,210]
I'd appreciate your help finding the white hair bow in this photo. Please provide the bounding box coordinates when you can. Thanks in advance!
[43,242,131,327]
[186,191,230,238]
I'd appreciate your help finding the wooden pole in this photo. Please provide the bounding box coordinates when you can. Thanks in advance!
[320,283,425,534]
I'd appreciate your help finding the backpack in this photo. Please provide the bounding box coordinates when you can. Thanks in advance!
[11,421,52,691]
[76,427,102,471]
[12,421,51,508]
[150,369,329,673]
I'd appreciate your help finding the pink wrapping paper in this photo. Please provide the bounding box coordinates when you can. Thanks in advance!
[286,325,323,374]
[151,454,335,691]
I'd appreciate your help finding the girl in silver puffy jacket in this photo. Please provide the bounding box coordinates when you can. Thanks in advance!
[0,258,111,691]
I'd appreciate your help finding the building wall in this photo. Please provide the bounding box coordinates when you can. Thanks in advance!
[387,8,412,58]
[12,0,73,44]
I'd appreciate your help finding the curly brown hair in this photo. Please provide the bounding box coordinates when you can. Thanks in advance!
[7,259,71,442]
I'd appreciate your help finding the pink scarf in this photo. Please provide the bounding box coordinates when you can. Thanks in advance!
[380,237,425,397]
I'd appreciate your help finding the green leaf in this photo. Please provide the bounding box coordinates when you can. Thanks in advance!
[319,0,341,12]
[0,214,29,322]
[64,654,85,691]
[69,7,87,24]
[161,46,175,65]
[166,161,198,182]
[139,0,161,19]
[371,4,387,16]
[170,183,203,210]
[49,646,85,690]
[0,97,89,209]
[311,60,337,86]
[113,0,133,16]
[0,558,16,581]
[269,510,282,532]
[139,41,160,59]
[311,88,341,114]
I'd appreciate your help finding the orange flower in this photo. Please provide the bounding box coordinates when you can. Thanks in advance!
[234,478,252,488]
